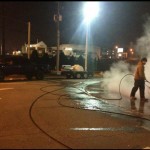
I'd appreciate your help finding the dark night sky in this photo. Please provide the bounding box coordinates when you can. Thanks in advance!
[1,1,150,52]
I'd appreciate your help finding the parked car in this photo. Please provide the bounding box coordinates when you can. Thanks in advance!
[0,56,44,81]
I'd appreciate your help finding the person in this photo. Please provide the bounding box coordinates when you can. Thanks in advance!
[139,100,146,113]
[130,57,148,103]
[130,96,146,113]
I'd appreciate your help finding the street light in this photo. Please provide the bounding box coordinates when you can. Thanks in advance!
[83,2,99,71]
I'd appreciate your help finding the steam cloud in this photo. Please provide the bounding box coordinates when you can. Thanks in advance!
[101,16,150,99]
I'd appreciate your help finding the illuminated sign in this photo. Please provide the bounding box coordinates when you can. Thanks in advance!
[118,53,122,57]
[64,47,72,51]
[117,48,123,53]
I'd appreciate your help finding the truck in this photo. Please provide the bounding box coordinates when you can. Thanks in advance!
[0,56,44,81]
[61,64,93,79]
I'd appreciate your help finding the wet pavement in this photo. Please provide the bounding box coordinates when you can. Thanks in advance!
[84,79,150,121]
[62,78,150,131]
[0,75,150,149]
[59,78,150,148]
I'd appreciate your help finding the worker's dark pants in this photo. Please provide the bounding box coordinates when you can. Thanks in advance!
[130,79,145,98]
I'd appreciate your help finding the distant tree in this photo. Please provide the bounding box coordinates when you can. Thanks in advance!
[30,50,39,64]
[77,55,84,68]
[51,55,56,70]
[70,55,75,66]
[41,52,50,64]
[87,54,95,72]
[59,51,66,69]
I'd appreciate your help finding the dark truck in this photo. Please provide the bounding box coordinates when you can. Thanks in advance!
[0,56,45,81]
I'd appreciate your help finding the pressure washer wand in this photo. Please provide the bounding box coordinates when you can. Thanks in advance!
[145,80,150,83]
[145,80,150,88]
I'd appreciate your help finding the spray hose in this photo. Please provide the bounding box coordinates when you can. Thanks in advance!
[118,73,134,100]
[109,73,150,100]
[96,73,150,101]
[88,74,134,101]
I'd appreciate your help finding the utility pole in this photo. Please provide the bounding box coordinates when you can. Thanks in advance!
[54,2,62,74]
[56,2,60,75]
[27,21,31,59]
[1,3,5,57]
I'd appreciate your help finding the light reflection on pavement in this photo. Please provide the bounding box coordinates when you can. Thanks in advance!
[63,78,150,131]
[84,80,150,119]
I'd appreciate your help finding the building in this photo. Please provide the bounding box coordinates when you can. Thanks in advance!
[21,41,48,56]
[50,44,101,60]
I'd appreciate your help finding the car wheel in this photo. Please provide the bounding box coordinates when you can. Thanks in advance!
[0,71,4,81]
[76,73,81,79]
[83,73,88,79]
[36,71,44,80]
[66,74,71,79]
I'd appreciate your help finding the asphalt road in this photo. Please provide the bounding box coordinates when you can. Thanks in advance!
[0,76,149,149]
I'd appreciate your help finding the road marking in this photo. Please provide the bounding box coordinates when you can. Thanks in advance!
[0,88,14,91]
[0,88,14,99]
[70,127,138,131]
[0,82,27,85]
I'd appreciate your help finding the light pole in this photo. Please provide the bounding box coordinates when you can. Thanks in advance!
[56,2,60,75]
[83,2,99,71]
[27,21,31,59]
[85,23,89,72]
